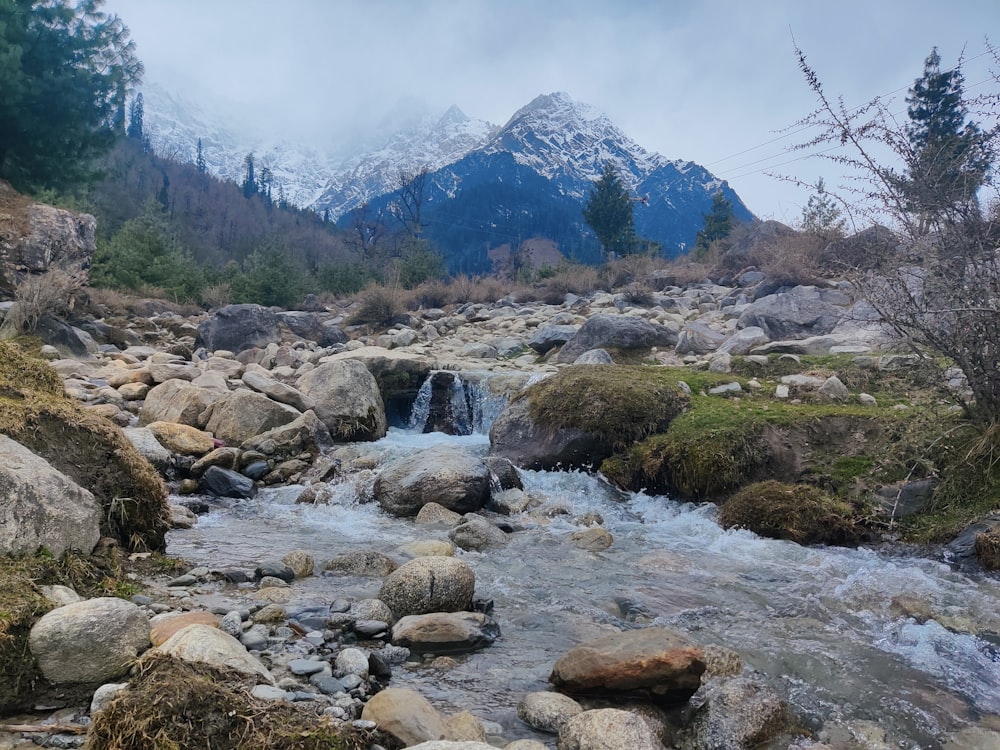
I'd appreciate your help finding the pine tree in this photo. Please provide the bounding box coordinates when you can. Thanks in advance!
[904,48,990,222]
[800,178,846,241]
[126,92,144,141]
[694,192,735,255]
[0,0,143,191]
[195,138,207,174]
[241,152,256,198]
[582,162,635,258]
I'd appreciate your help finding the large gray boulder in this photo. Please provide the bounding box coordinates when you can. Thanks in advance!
[390,612,500,654]
[379,557,475,618]
[373,445,491,517]
[360,687,447,746]
[241,369,314,412]
[195,304,281,354]
[155,623,274,684]
[556,314,677,363]
[295,359,387,441]
[276,310,348,347]
[138,379,224,429]
[737,285,849,340]
[557,708,664,750]
[239,409,333,459]
[0,435,101,557]
[201,389,301,445]
[675,322,727,355]
[29,597,150,684]
[675,676,789,750]
[529,324,580,354]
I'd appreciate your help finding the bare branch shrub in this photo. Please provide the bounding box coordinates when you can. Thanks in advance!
[0,267,84,338]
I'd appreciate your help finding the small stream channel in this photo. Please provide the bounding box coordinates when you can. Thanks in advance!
[167,373,1000,748]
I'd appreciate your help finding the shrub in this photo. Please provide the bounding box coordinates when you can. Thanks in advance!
[347,284,404,330]
[0,267,84,338]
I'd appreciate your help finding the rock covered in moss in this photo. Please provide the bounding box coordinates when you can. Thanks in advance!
[718,480,861,546]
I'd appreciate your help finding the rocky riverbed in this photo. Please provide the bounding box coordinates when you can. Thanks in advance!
[2,272,1000,749]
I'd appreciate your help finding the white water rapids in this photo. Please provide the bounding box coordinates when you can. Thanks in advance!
[167,407,1000,748]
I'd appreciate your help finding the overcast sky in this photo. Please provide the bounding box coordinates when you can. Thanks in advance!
[105,0,997,223]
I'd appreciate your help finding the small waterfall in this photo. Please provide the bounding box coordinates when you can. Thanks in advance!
[407,371,513,435]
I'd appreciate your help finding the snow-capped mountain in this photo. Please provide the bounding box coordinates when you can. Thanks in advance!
[313,105,498,220]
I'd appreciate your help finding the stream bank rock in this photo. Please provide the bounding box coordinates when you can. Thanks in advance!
[390,612,499,654]
[555,314,677,363]
[29,597,150,684]
[295,359,387,441]
[361,686,447,745]
[549,627,705,705]
[194,303,280,353]
[557,708,664,750]
[374,445,491,516]
[0,434,102,557]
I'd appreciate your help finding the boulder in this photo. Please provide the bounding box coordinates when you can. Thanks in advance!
[675,676,789,750]
[121,427,173,473]
[277,310,347,346]
[154,623,274,684]
[407,744,497,750]
[570,527,613,552]
[146,421,216,456]
[557,708,664,750]
[737,285,849,340]
[489,396,610,471]
[374,445,491,517]
[29,597,150,684]
[528,324,580,354]
[361,687,447,746]
[379,557,475,617]
[675,322,727,355]
[240,409,332,459]
[573,348,615,365]
[556,314,677,363]
[139,380,223,429]
[448,515,510,550]
[281,550,315,578]
[324,550,398,577]
[295,359,387,441]
[0,435,102,557]
[200,465,255,498]
[549,627,705,704]
[194,304,281,353]
[32,315,99,359]
[518,691,584,734]
[717,326,770,355]
[150,611,219,646]
[241,370,314,412]
[201,389,302,445]
[391,612,500,654]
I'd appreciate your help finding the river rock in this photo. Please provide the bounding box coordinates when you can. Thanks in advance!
[549,627,705,704]
[122,426,173,472]
[201,389,302,445]
[350,598,396,625]
[361,687,447,746]
[29,597,150,684]
[199,465,255,498]
[379,557,475,617]
[195,303,281,353]
[281,550,315,578]
[557,708,663,750]
[675,676,789,750]
[324,550,398,577]
[489,395,610,471]
[139,379,223,429]
[155,623,274,684]
[518,691,584,733]
[295,359,387,441]
[0,434,102,557]
[241,369,314,411]
[570,527,613,551]
[391,612,500,654]
[150,611,219,646]
[555,314,677,363]
[448,515,509,550]
[406,744,497,750]
[334,647,370,678]
[240,409,333,459]
[374,445,491,517]
[145,420,216,456]
[415,502,464,526]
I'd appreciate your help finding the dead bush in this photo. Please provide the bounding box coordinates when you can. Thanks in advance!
[347,284,405,330]
[0,267,84,338]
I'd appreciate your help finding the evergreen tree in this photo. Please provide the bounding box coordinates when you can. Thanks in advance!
[241,152,256,198]
[0,0,143,191]
[126,92,144,141]
[195,138,207,174]
[800,178,846,240]
[904,48,990,221]
[582,162,635,258]
[694,192,735,255]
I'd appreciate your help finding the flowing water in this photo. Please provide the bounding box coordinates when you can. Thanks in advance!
[167,379,1000,748]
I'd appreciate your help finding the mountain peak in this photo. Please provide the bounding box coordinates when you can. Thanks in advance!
[437,104,469,127]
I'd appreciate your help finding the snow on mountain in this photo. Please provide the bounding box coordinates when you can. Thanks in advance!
[312,106,498,220]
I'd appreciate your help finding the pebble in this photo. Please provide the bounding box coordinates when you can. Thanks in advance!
[310,675,347,695]
[219,611,243,637]
[354,620,389,637]
[288,658,327,676]
[251,685,288,701]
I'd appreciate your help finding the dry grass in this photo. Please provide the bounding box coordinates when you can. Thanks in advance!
[87,653,396,750]
[347,283,405,330]
[0,267,85,338]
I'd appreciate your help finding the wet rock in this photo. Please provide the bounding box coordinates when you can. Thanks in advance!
[374,445,491,517]
[200,465,255,498]
[518,691,584,733]
[448,515,509,550]
[0,435,101,557]
[379,557,475,617]
[570,527,613,551]
[360,687,447,746]
[391,612,500,654]
[557,708,663,750]
[254,562,295,582]
[324,550,398,577]
[445,710,487,742]
[676,676,789,750]
[415,502,464,526]
[281,550,315,578]
[549,627,705,705]
[29,597,150,684]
